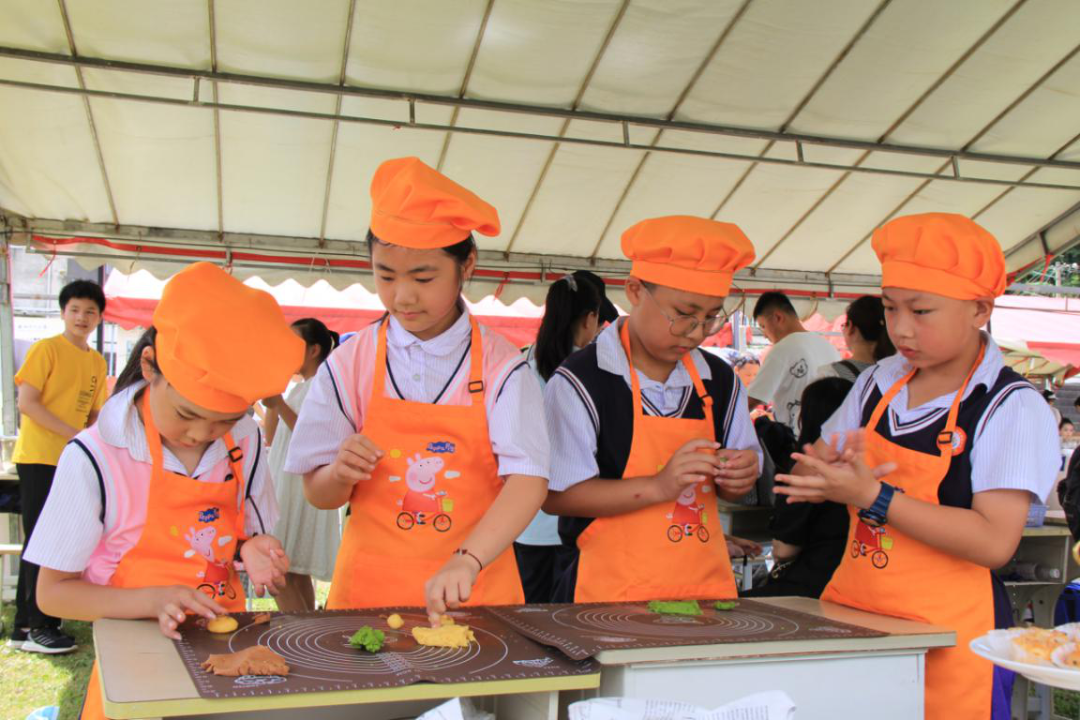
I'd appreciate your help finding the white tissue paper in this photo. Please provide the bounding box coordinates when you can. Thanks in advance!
[569,691,796,720]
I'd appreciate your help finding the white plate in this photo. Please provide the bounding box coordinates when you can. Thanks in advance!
[970,630,1080,691]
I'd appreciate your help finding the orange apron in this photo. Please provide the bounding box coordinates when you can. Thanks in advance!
[822,345,994,720]
[327,317,523,609]
[574,322,738,602]
[83,394,247,720]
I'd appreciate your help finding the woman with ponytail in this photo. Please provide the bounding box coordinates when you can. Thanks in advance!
[821,295,896,382]
[517,271,610,603]
[263,318,342,612]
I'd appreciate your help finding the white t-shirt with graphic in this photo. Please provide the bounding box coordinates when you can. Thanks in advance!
[748,332,841,428]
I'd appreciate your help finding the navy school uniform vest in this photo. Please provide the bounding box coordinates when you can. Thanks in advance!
[856,364,1040,632]
[550,344,741,602]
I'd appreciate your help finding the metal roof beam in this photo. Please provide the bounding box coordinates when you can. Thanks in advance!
[2,45,1079,173]
[316,0,358,248]
[56,0,119,226]
[503,0,631,255]
[12,216,882,292]
[587,0,754,259]
[2,75,1077,193]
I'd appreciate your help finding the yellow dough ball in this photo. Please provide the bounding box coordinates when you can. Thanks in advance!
[387,613,404,630]
[207,615,239,634]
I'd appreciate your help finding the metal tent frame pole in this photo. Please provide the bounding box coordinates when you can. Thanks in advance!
[0,228,17,437]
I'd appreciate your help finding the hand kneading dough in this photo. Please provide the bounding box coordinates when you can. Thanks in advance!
[207,615,239,634]
[412,623,476,648]
[201,646,290,676]
[387,613,404,630]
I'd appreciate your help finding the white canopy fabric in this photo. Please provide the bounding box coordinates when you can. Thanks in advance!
[2,0,1080,315]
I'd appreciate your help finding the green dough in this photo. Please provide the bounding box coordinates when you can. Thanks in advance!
[714,600,739,611]
[349,626,386,653]
[648,600,703,616]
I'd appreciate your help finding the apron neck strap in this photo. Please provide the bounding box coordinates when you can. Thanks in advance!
[373,314,485,404]
[866,341,987,459]
[373,318,390,399]
[619,321,714,428]
[465,316,485,399]
[937,341,987,456]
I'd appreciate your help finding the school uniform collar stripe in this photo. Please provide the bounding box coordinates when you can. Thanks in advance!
[555,367,599,435]
[888,406,948,433]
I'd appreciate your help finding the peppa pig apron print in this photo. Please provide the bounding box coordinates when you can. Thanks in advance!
[326,318,523,609]
[81,393,247,720]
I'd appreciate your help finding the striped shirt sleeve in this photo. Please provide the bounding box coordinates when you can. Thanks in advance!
[725,378,765,473]
[283,360,356,476]
[489,361,550,478]
[244,438,279,536]
[544,369,601,492]
[970,385,1059,500]
[22,442,105,573]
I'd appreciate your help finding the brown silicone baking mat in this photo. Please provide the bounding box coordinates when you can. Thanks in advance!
[486,600,887,660]
[173,609,597,700]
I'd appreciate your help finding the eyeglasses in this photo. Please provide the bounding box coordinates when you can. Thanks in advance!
[642,285,728,338]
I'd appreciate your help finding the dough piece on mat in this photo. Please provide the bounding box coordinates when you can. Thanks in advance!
[412,623,476,648]
[202,646,290,676]
[206,615,239,634]
[387,613,404,630]
[647,600,703,616]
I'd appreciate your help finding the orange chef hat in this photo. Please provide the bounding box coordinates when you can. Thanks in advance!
[621,216,755,296]
[152,263,305,413]
[872,213,1007,300]
[370,157,500,249]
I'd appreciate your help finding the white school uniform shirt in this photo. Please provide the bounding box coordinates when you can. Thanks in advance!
[24,382,278,574]
[545,320,763,493]
[516,344,565,546]
[748,331,842,428]
[820,333,1059,501]
[284,311,549,480]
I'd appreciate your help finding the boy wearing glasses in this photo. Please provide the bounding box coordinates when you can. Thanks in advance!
[543,216,763,602]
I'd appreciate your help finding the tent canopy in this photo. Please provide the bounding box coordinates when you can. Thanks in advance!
[2,0,1080,313]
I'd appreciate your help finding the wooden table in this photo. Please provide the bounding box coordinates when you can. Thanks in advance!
[589,597,953,720]
[93,618,600,720]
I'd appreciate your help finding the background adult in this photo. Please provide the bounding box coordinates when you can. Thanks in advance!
[748,291,840,430]
[820,296,895,382]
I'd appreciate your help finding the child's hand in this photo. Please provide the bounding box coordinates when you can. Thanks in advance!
[262,395,285,410]
[715,448,758,496]
[726,535,763,557]
[653,439,723,502]
[776,438,896,507]
[331,434,384,487]
[149,585,224,640]
[240,535,290,597]
[425,554,481,627]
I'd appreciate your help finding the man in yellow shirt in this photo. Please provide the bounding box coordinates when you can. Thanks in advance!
[10,280,109,654]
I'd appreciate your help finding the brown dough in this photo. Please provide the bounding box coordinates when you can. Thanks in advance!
[249,612,273,627]
[201,646,290,677]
